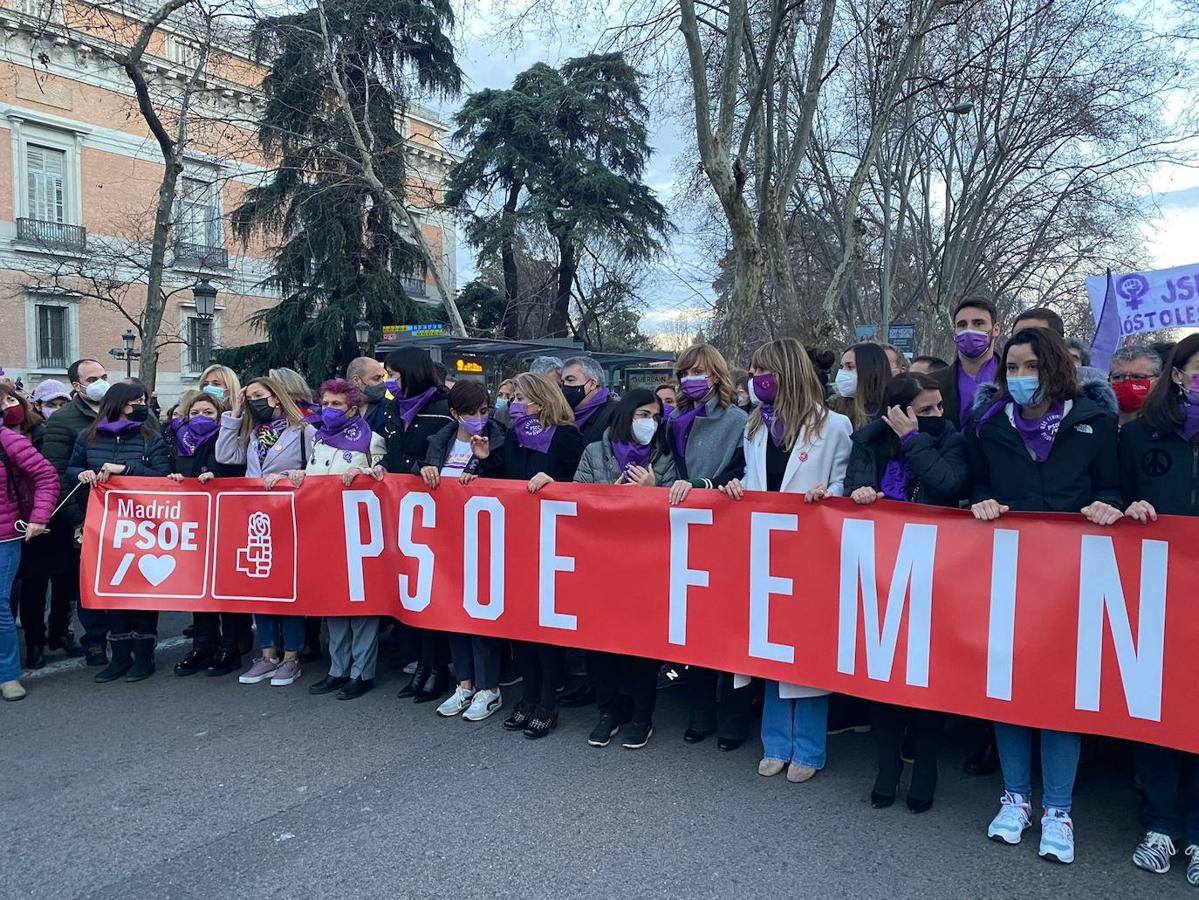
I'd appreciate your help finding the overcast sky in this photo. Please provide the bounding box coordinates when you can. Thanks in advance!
[440,2,1199,338]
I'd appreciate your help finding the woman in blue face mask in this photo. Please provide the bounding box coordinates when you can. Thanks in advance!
[966,326,1122,865]
[199,364,241,407]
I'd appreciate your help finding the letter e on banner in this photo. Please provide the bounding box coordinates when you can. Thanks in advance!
[748,512,798,664]
[538,500,577,630]
[212,492,298,603]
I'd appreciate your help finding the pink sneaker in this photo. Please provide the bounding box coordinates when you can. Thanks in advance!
[239,657,280,684]
[270,658,302,686]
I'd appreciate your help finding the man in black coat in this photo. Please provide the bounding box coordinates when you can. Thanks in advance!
[561,356,619,447]
[934,296,1002,430]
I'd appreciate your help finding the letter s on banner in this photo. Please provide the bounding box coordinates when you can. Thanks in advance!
[748,512,798,664]
[1075,536,1168,721]
[463,496,505,621]
[397,492,436,611]
[836,519,937,686]
[668,507,712,646]
[342,490,383,602]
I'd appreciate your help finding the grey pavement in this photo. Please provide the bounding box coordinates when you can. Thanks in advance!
[1,614,1190,899]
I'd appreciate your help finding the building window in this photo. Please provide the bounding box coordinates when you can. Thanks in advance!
[186,315,213,372]
[175,176,227,266]
[35,304,69,369]
[27,144,66,224]
[164,34,202,68]
[12,123,86,251]
[401,261,428,298]
[14,0,64,24]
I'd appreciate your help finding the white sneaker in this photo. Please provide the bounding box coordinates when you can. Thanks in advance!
[987,792,1032,845]
[1186,845,1199,886]
[1039,808,1075,864]
[463,688,502,722]
[1133,831,1176,873]
[436,686,474,717]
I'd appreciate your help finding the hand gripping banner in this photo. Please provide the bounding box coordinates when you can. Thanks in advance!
[81,475,1199,753]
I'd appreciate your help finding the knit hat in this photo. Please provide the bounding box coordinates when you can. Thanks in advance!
[32,379,71,403]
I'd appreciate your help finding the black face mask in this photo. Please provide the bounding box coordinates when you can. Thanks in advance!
[561,383,588,408]
[363,382,387,403]
[916,415,947,435]
[249,398,277,423]
[127,404,150,423]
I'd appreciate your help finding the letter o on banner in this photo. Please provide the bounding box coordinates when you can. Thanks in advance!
[463,496,505,620]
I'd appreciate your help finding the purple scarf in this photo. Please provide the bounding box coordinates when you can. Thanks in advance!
[758,403,785,448]
[880,433,920,500]
[175,416,219,457]
[1179,402,1199,442]
[572,388,611,430]
[512,411,556,453]
[97,418,141,435]
[396,386,438,430]
[612,439,651,474]
[668,401,708,459]
[1012,401,1064,462]
[314,413,373,454]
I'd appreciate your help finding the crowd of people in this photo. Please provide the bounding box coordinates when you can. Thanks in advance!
[1,298,1198,883]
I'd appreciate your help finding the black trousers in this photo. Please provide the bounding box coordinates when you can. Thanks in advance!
[193,611,251,653]
[419,627,449,669]
[686,667,754,741]
[1136,743,1199,843]
[591,652,658,724]
[873,703,943,800]
[107,609,159,638]
[449,633,501,690]
[17,528,74,649]
[515,641,565,710]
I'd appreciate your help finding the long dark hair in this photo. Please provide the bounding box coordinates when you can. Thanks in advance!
[881,372,941,455]
[835,342,891,427]
[88,382,152,441]
[384,347,438,398]
[996,328,1078,407]
[608,388,661,447]
[1141,333,1199,432]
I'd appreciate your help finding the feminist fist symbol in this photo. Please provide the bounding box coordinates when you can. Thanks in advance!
[1116,274,1150,311]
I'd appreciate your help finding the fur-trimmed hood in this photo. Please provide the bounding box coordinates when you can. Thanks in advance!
[970,370,1118,420]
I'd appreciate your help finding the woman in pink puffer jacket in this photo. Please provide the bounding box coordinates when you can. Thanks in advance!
[0,421,60,702]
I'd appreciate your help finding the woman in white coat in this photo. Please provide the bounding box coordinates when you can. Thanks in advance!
[721,337,852,784]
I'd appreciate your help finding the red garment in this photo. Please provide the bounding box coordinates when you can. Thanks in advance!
[0,426,60,539]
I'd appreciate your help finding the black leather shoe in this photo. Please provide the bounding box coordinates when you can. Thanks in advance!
[717,737,745,752]
[503,702,534,731]
[337,677,374,700]
[559,683,596,708]
[85,645,108,667]
[309,674,350,695]
[683,728,712,744]
[413,667,448,704]
[523,706,559,739]
[871,789,897,809]
[48,632,85,658]
[397,665,429,699]
[206,650,241,677]
[24,645,46,671]
[173,649,212,676]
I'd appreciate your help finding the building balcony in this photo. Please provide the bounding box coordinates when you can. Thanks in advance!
[16,218,87,252]
[401,273,427,297]
[173,241,229,269]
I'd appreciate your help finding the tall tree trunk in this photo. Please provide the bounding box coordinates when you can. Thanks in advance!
[547,235,576,338]
[500,182,521,339]
[138,153,183,390]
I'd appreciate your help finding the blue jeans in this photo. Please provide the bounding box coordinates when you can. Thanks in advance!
[994,723,1080,812]
[254,613,306,654]
[761,685,829,769]
[0,539,22,681]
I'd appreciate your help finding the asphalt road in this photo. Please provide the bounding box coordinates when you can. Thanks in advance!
[2,613,1190,899]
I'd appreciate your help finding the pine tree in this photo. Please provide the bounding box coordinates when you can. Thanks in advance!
[226,0,461,382]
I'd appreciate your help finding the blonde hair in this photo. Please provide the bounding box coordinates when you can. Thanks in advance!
[199,364,241,398]
[513,372,574,427]
[673,343,735,410]
[268,367,314,405]
[181,390,226,420]
[238,376,308,444]
[747,338,828,449]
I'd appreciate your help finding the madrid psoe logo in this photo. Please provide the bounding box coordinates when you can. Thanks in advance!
[94,491,212,599]
[212,492,298,603]
[236,512,273,578]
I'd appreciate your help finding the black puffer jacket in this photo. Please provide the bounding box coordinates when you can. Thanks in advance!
[844,417,969,507]
[171,435,246,479]
[66,426,172,514]
[501,425,584,482]
[423,418,507,477]
[384,389,453,475]
[965,380,1121,512]
[1118,418,1199,517]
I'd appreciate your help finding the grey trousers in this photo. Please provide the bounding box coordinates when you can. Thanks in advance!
[326,615,380,680]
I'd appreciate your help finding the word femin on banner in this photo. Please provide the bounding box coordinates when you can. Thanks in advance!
[81,476,1199,754]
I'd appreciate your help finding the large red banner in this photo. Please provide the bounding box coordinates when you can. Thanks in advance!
[81,475,1199,753]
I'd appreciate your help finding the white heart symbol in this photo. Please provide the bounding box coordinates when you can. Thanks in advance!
[137,554,177,587]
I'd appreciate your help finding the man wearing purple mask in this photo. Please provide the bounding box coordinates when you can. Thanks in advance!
[934,296,1002,429]
[561,356,620,447]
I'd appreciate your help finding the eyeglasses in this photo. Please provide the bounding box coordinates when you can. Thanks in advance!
[1109,373,1156,383]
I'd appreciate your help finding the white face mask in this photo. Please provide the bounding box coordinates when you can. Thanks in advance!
[630,418,657,446]
[833,369,858,399]
[85,379,110,403]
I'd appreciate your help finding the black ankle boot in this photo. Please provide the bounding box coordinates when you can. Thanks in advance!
[95,637,133,683]
[24,643,46,671]
[206,649,241,677]
[174,648,213,676]
[126,636,157,682]
[397,664,429,699]
[414,666,449,703]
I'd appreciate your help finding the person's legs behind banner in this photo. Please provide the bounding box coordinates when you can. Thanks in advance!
[0,539,24,700]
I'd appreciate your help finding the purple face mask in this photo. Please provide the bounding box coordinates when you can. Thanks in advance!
[461,415,487,436]
[1182,371,1199,405]
[509,401,529,419]
[751,372,778,404]
[955,330,992,360]
[680,376,710,401]
[320,407,349,430]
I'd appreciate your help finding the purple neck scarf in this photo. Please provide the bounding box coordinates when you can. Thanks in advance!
[396,386,438,430]
[512,411,556,453]
[1179,401,1199,442]
[572,388,611,430]
[880,459,913,500]
[1012,400,1065,462]
[314,413,373,454]
[758,404,786,448]
[175,416,219,457]
[612,439,651,474]
[668,400,708,458]
[97,418,141,435]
